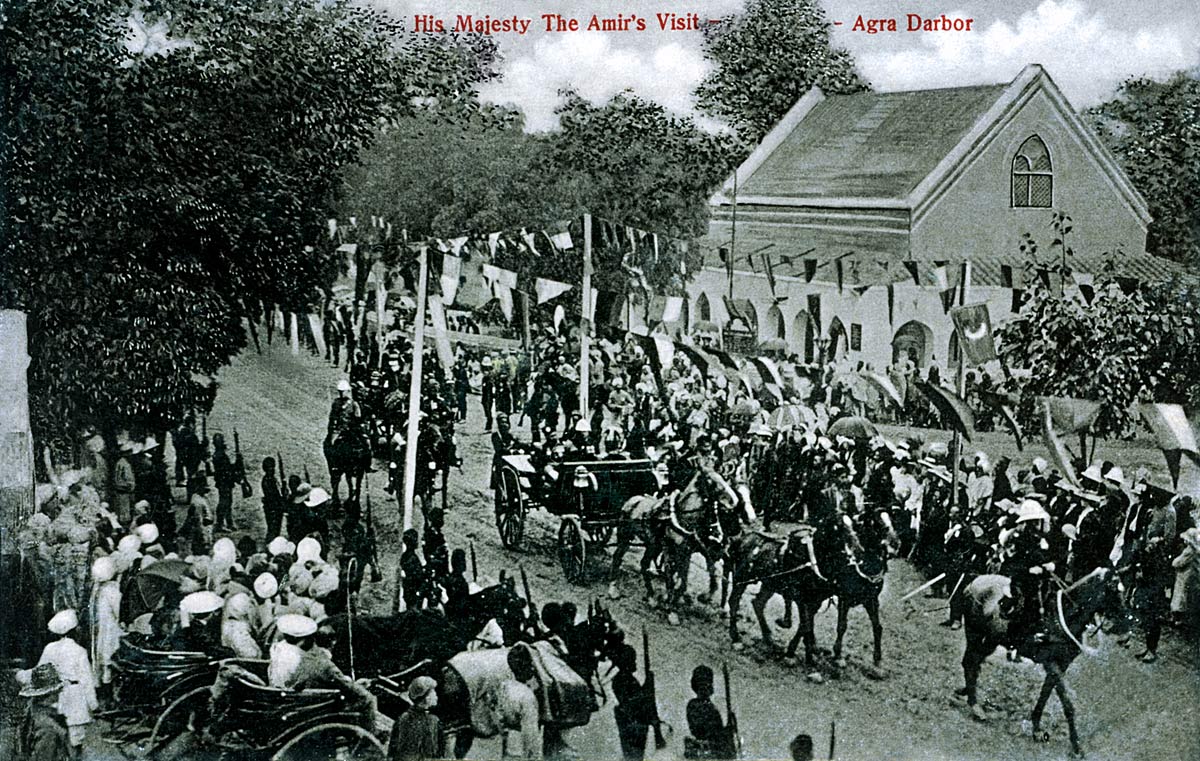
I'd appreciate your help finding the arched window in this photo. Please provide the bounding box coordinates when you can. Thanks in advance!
[696,293,711,322]
[1012,135,1053,208]
[892,320,933,368]
[828,317,848,362]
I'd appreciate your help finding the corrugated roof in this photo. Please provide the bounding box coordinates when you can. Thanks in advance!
[737,84,1008,200]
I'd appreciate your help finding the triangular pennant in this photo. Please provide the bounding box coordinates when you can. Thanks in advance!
[440,253,462,303]
[535,277,573,305]
[940,287,956,313]
[1000,264,1014,289]
[903,261,920,285]
[887,284,895,325]
[1037,267,1051,288]
[1116,276,1139,295]
[487,232,502,256]
[1011,288,1025,312]
[933,261,949,290]
[836,259,844,294]
[1164,449,1183,488]
[804,259,817,283]
[553,304,566,333]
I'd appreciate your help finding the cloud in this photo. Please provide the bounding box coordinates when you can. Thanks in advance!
[857,0,1199,106]
[478,33,712,131]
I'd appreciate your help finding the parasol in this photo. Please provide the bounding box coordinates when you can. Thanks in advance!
[768,404,804,429]
[827,415,879,440]
[692,320,719,334]
[916,382,976,442]
[120,559,191,622]
[860,371,903,408]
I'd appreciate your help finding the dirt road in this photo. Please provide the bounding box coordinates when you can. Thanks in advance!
[208,341,1198,761]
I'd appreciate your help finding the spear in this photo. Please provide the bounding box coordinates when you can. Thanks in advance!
[829,720,836,760]
[470,540,478,582]
[723,662,741,759]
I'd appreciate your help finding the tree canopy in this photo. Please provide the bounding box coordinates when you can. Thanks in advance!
[1087,70,1200,270]
[696,0,868,144]
[1,0,493,445]
[994,214,1200,438]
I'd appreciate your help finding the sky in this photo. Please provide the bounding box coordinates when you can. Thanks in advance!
[373,0,1200,131]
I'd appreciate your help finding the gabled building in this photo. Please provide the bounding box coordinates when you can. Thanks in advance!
[690,64,1173,370]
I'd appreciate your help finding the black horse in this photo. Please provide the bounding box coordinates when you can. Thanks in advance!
[958,567,1130,758]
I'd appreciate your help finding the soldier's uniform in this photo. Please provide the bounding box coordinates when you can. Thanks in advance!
[1001,507,1055,651]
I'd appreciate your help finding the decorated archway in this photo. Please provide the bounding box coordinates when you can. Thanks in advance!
[892,320,933,368]
[764,304,785,341]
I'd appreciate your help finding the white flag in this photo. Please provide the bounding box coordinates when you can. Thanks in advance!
[662,296,683,323]
[535,277,572,305]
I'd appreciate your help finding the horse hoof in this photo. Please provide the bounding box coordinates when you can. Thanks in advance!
[1069,748,1085,760]
[954,687,969,697]
[607,583,622,600]
[865,666,887,681]
[1035,731,1051,744]
[667,612,681,627]
[775,618,791,629]
[805,672,824,684]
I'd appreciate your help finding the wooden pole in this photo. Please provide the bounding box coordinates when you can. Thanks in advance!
[949,261,971,513]
[580,214,592,415]
[729,172,737,301]
[402,244,428,531]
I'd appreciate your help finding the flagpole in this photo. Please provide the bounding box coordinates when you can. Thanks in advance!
[729,172,737,302]
[949,261,971,515]
[580,214,592,417]
[402,244,428,532]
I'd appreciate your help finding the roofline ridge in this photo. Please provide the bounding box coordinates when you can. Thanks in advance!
[710,87,826,205]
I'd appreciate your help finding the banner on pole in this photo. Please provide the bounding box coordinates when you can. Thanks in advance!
[949,303,997,365]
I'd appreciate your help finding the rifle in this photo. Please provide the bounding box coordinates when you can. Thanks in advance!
[277,450,288,500]
[201,413,211,474]
[722,662,741,760]
[470,541,478,583]
[234,429,252,498]
[520,564,538,635]
[643,627,667,750]
[828,720,836,760]
[365,491,384,583]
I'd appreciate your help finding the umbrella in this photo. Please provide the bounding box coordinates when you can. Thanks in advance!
[1038,397,1102,435]
[916,382,976,441]
[768,404,804,429]
[121,559,191,622]
[692,320,719,334]
[860,371,903,408]
[827,415,879,440]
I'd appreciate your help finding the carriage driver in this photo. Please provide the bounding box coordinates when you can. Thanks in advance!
[1000,499,1056,654]
[269,614,377,726]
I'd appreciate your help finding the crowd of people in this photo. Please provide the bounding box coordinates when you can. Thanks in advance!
[9,311,1199,761]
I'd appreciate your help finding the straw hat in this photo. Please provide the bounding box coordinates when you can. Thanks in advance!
[19,664,63,698]
[135,523,159,544]
[180,591,224,616]
[253,573,279,599]
[267,536,296,557]
[92,556,116,583]
[296,537,322,563]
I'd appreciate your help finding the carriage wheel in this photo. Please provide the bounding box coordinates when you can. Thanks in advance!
[271,722,386,761]
[559,517,587,584]
[142,685,211,758]
[495,467,526,549]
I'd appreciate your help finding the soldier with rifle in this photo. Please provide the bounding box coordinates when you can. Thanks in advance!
[612,629,668,761]
[684,664,738,760]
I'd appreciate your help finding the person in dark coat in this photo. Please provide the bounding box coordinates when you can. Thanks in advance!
[481,356,496,432]
[388,676,443,761]
[172,414,202,488]
[453,360,470,423]
[685,665,730,760]
[211,434,240,533]
[17,664,72,761]
[612,644,655,761]
[261,457,285,539]
[400,529,427,611]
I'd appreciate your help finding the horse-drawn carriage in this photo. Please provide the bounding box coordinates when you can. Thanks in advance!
[492,451,660,582]
[99,639,224,757]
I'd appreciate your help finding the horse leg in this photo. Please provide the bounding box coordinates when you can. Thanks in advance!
[833,598,849,668]
[750,584,776,651]
[728,580,748,649]
[1049,663,1083,757]
[777,597,793,629]
[1030,670,1056,742]
[699,555,719,606]
[959,639,991,721]
[639,542,658,602]
[867,595,884,667]
[608,527,630,600]
[453,730,474,759]
[665,547,685,626]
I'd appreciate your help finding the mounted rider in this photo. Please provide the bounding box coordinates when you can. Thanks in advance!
[326,379,365,447]
[999,498,1056,653]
